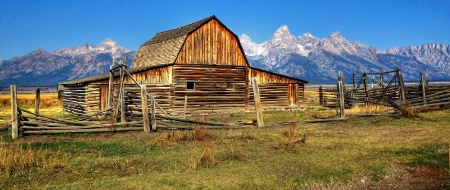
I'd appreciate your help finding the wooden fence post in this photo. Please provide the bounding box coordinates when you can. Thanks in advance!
[141,85,149,133]
[35,87,40,115]
[107,58,115,109]
[396,68,406,101]
[119,58,126,123]
[151,95,157,131]
[10,85,18,139]
[319,85,323,105]
[420,72,427,105]
[337,71,345,119]
[184,95,188,119]
[251,77,264,127]
[363,73,369,106]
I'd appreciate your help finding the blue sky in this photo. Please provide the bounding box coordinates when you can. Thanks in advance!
[1,0,449,61]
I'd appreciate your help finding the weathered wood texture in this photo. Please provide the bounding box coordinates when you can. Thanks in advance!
[249,69,303,84]
[175,19,247,66]
[171,65,247,114]
[252,77,264,127]
[247,84,301,108]
[11,85,18,139]
[62,86,86,115]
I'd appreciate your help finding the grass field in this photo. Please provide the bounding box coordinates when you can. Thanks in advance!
[0,92,449,189]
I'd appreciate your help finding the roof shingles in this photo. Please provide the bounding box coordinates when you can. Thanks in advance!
[132,15,216,68]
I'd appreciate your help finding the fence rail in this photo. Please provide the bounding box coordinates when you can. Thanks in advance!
[319,68,450,115]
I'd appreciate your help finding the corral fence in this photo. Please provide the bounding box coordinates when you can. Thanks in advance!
[319,68,450,116]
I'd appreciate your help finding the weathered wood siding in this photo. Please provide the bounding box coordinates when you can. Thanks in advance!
[98,66,173,85]
[248,84,289,108]
[172,64,247,114]
[175,19,247,66]
[62,86,86,115]
[86,84,101,115]
[249,68,303,84]
[247,68,305,107]
[124,84,171,115]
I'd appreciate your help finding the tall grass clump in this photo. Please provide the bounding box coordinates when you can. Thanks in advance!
[346,104,392,115]
[191,142,216,169]
[156,126,218,145]
[0,143,67,177]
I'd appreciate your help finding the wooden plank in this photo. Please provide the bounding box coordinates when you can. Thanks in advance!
[252,77,264,127]
[20,109,90,126]
[21,121,142,129]
[141,85,150,132]
[22,127,142,134]
[119,58,126,123]
[35,87,40,115]
[383,96,406,113]
[184,95,187,118]
[11,85,18,139]
[151,95,156,131]
[156,114,233,126]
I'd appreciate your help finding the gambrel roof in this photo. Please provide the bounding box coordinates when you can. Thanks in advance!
[132,16,219,67]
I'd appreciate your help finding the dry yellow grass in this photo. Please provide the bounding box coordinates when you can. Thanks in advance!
[0,93,62,108]
[0,143,68,177]
[346,104,394,115]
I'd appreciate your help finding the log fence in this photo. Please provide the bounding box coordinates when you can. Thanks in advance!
[320,69,450,116]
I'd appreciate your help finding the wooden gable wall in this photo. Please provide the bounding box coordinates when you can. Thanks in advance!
[249,69,303,84]
[175,19,247,66]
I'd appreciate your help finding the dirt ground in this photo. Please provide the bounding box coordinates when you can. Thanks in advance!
[305,163,450,190]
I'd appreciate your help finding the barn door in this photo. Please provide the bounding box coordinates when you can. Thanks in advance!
[100,85,109,111]
[288,84,298,106]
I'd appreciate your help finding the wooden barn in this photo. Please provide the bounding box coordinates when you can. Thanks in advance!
[60,15,308,116]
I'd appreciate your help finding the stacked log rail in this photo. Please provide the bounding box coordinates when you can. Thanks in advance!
[347,85,400,106]
[17,108,142,135]
[398,89,450,109]
[318,86,338,108]
[62,86,86,115]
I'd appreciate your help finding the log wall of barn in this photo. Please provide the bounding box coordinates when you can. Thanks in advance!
[123,84,171,115]
[247,68,305,108]
[171,64,247,114]
[175,19,247,67]
[62,86,86,115]
[86,84,101,115]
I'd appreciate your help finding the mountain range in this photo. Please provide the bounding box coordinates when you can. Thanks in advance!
[239,25,450,83]
[1,27,449,88]
[0,38,135,87]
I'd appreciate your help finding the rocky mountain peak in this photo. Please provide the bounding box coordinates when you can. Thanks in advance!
[31,48,48,54]
[239,34,260,56]
[328,32,346,42]
[273,25,293,39]
[300,32,314,38]
[98,38,121,51]
[298,32,319,46]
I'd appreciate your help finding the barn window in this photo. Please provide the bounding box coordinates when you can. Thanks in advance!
[187,82,195,90]
[226,82,234,90]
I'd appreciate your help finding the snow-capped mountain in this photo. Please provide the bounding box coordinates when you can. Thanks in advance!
[0,39,135,87]
[52,38,132,58]
[240,25,450,83]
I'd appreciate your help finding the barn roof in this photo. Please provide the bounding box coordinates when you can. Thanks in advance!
[60,63,174,86]
[132,15,237,67]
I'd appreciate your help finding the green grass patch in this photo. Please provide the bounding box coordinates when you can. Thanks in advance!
[1,106,450,189]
